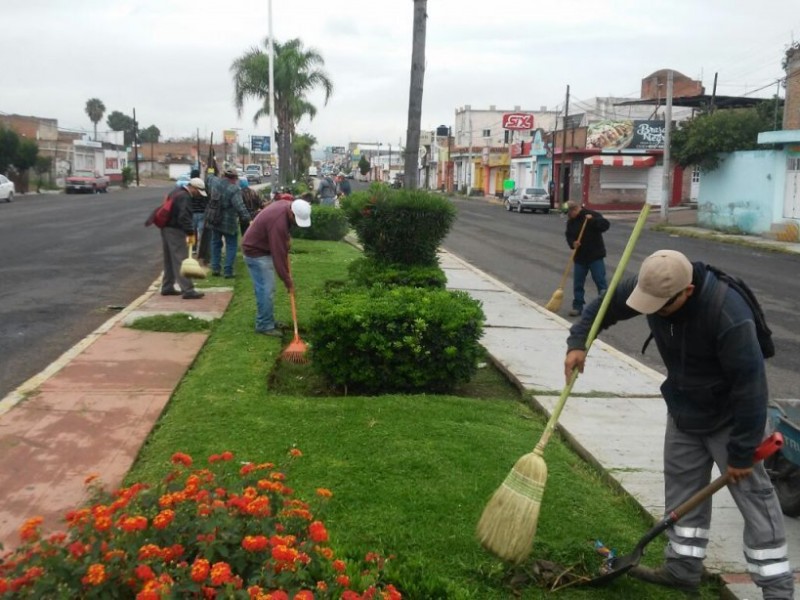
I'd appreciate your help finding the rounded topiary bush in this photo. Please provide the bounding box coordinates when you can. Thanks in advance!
[340,187,456,266]
[307,286,484,394]
[347,257,447,289]
[291,205,350,241]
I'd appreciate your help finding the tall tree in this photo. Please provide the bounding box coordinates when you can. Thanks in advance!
[85,98,106,141]
[292,133,317,179]
[231,38,333,183]
[139,125,161,143]
[0,125,20,174]
[404,0,428,190]
[106,111,135,145]
[671,105,778,172]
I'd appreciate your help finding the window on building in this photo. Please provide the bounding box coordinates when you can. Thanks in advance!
[787,157,800,171]
[691,166,701,183]
[482,129,491,137]
[572,161,582,184]
[599,167,648,189]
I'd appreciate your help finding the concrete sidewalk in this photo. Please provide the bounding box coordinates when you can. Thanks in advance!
[0,283,233,551]
[440,249,800,599]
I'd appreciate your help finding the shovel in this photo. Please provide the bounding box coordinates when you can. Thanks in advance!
[586,432,784,587]
[180,238,207,279]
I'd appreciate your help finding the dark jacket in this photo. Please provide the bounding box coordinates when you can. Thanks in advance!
[566,263,768,468]
[165,187,195,234]
[206,175,251,236]
[565,208,609,265]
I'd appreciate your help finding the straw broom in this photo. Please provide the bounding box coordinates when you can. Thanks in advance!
[544,216,590,313]
[180,238,207,279]
[476,203,651,564]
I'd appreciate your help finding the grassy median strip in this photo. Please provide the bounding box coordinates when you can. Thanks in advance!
[127,239,722,599]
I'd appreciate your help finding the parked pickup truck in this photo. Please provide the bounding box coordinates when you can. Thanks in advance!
[65,171,109,194]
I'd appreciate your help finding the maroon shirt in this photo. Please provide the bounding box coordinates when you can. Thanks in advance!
[241,201,293,288]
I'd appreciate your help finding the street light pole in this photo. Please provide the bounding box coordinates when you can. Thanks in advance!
[268,0,277,191]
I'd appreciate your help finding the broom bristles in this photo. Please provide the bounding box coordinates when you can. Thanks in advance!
[180,259,207,279]
[544,288,563,313]
[476,451,547,563]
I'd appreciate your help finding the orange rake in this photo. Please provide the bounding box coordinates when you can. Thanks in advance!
[281,288,309,364]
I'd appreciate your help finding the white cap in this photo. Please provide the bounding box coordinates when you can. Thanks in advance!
[186,177,207,197]
[291,199,312,228]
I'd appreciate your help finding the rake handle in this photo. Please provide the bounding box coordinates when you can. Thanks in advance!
[534,204,652,455]
[556,217,590,290]
[289,288,300,339]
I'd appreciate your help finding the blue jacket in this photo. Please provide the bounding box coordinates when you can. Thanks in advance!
[567,262,768,468]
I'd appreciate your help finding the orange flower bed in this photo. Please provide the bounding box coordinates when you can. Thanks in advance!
[0,450,401,599]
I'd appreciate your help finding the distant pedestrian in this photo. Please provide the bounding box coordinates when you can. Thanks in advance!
[190,167,208,244]
[241,199,312,336]
[336,172,351,197]
[318,175,337,206]
[564,249,794,598]
[205,168,251,278]
[564,200,610,316]
[160,178,207,300]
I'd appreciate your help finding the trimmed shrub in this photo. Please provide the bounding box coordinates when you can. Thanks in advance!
[348,257,446,289]
[307,286,484,394]
[340,188,456,266]
[291,205,350,241]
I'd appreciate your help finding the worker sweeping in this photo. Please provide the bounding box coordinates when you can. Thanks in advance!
[564,201,610,317]
[241,199,312,337]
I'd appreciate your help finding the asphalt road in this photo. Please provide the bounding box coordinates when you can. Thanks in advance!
[443,197,800,399]
[0,185,171,400]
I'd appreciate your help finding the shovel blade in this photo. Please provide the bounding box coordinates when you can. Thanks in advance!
[585,548,643,586]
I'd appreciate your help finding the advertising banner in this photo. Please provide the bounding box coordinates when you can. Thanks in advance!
[223,130,238,145]
[586,120,670,151]
[250,136,271,153]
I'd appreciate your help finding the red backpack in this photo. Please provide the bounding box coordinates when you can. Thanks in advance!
[145,192,174,228]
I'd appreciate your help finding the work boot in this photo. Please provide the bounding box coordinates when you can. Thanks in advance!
[182,290,205,300]
[568,308,582,317]
[628,565,699,595]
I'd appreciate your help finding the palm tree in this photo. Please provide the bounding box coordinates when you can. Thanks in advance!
[231,38,333,184]
[85,98,106,141]
[404,0,428,190]
[292,133,317,180]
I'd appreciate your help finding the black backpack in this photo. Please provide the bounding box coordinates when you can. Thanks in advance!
[641,265,774,359]
[706,265,775,359]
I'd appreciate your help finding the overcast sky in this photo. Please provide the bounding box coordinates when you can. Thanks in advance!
[3,1,798,150]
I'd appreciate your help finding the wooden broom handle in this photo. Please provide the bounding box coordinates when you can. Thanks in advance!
[534,203,652,455]
[289,289,300,338]
[556,216,590,289]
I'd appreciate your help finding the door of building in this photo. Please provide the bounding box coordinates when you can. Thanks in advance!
[783,155,800,219]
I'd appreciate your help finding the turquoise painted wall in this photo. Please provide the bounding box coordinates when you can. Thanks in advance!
[696,150,783,234]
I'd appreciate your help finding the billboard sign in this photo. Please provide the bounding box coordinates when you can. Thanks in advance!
[250,136,271,153]
[502,113,534,130]
[223,130,238,145]
[586,120,670,151]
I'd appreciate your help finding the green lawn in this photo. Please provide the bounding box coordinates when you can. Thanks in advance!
[127,239,720,599]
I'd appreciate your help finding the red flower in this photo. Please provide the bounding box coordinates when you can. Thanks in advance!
[170,452,193,467]
[220,451,234,461]
[332,559,346,573]
[191,558,210,583]
[308,521,328,543]
[153,510,175,530]
[19,517,43,543]
[135,564,156,581]
[209,561,233,586]
[242,535,269,552]
[294,592,314,600]
[81,563,107,586]
[289,448,303,458]
[336,575,351,588]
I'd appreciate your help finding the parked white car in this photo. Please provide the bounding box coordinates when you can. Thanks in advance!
[0,174,14,202]
[505,187,550,213]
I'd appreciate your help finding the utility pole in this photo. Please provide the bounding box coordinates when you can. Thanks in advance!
[661,70,673,222]
[132,107,140,187]
[467,107,473,193]
[556,85,569,208]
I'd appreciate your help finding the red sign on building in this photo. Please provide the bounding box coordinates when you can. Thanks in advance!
[502,113,534,130]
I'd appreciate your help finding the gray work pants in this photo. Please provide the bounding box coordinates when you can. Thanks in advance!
[662,416,794,599]
[160,227,195,294]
